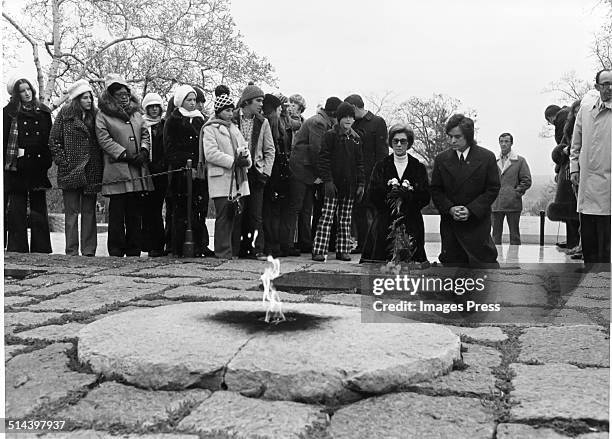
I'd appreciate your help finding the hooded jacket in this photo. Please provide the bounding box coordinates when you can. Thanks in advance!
[95,91,153,195]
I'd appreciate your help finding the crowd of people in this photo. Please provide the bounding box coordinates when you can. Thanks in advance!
[3,68,610,269]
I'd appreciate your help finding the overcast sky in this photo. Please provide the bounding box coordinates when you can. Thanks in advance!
[231,0,606,175]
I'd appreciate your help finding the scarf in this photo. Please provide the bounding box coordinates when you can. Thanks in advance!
[178,107,205,120]
[4,116,19,171]
[142,114,162,128]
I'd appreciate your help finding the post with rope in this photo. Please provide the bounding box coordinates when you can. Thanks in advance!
[183,159,196,257]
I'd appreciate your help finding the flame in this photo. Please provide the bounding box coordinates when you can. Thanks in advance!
[260,255,286,324]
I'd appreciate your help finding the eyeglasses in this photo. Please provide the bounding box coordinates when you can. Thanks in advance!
[113,92,130,98]
[391,138,409,146]
[597,82,612,89]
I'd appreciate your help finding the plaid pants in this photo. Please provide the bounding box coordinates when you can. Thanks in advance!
[313,195,354,255]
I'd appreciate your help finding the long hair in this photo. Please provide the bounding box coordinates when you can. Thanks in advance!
[68,91,97,132]
[10,78,40,110]
[561,99,581,146]
[445,114,476,148]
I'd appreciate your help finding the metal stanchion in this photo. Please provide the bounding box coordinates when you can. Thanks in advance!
[183,159,196,258]
[539,210,545,246]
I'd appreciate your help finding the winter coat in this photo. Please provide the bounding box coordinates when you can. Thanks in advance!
[318,125,365,197]
[164,108,206,169]
[232,109,275,178]
[289,109,335,185]
[3,101,52,194]
[547,144,578,221]
[430,145,500,266]
[147,119,166,175]
[352,111,388,190]
[361,153,430,262]
[49,105,103,194]
[570,92,611,216]
[491,151,531,212]
[95,92,153,196]
[202,119,251,199]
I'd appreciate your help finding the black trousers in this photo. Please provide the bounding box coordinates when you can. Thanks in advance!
[284,176,314,252]
[352,200,374,251]
[580,213,610,263]
[263,190,289,256]
[108,192,144,257]
[142,177,167,254]
[5,190,52,253]
[240,175,265,255]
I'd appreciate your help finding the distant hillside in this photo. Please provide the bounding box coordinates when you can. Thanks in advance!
[522,174,557,216]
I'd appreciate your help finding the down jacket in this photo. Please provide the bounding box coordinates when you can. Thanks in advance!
[49,105,103,194]
[95,91,153,195]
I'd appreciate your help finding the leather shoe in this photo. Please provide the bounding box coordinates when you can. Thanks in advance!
[350,247,362,254]
[201,247,216,257]
[336,252,351,261]
[312,254,325,262]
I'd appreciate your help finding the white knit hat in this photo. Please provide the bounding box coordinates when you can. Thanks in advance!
[142,92,164,110]
[104,73,130,92]
[67,79,93,100]
[6,75,29,96]
[173,84,196,108]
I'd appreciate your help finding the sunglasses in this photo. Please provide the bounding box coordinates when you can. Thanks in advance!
[391,138,409,146]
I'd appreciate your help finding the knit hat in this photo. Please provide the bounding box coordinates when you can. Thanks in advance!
[142,92,164,110]
[344,94,365,109]
[6,75,25,96]
[214,93,235,114]
[104,73,130,92]
[263,93,282,115]
[323,97,342,114]
[335,102,356,121]
[192,85,206,103]
[173,84,197,108]
[238,81,264,107]
[67,79,93,101]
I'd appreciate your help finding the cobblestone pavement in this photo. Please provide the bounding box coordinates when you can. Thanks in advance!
[3,252,610,438]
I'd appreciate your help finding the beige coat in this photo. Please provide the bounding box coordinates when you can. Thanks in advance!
[570,91,611,215]
[491,151,532,212]
[95,93,153,195]
[202,120,251,199]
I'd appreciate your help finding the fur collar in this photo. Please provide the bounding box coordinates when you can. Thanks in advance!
[98,91,140,121]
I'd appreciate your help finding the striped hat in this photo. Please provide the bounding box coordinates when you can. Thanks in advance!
[214,93,235,114]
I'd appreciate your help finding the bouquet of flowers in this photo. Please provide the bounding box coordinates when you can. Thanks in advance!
[386,178,416,266]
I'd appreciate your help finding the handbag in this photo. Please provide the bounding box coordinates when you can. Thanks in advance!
[195,127,207,180]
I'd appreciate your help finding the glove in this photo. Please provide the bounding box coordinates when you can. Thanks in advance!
[324,181,337,199]
[132,149,149,167]
[119,150,137,164]
[356,185,365,202]
[235,155,250,168]
[257,172,269,186]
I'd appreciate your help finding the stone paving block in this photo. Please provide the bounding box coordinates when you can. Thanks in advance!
[19,281,88,298]
[16,323,86,342]
[5,311,65,335]
[577,276,611,289]
[5,345,28,362]
[5,343,98,418]
[4,284,28,294]
[20,273,84,287]
[444,325,508,342]
[136,277,202,286]
[203,279,262,290]
[306,260,369,273]
[412,344,501,395]
[320,293,362,307]
[133,263,236,279]
[564,287,610,309]
[27,281,167,313]
[510,363,609,421]
[177,391,329,438]
[58,382,211,429]
[4,295,36,308]
[497,423,608,438]
[162,286,306,302]
[35,432,199,439]
[519,325,609,367]
[331,393,495,438]
[213,258,313,274]
[130,299,183,307]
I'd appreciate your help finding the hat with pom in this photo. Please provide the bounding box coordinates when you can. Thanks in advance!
[214,93,235,115]
[238,81,264,107]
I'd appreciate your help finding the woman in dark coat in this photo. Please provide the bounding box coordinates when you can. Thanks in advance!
[361,124,430,263]
[3,77,53,253]
[163,84,207,257]
[49,79,103,256]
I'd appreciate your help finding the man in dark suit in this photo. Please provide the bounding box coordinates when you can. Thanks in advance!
[430,114,500,267]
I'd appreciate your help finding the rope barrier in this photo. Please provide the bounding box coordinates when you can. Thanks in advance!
[100,166,189,187]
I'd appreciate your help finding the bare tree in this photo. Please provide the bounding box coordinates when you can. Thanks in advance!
[364,90,397,122]
[544,71,592,105]
[389,94,477,169]
[3,0,276,107]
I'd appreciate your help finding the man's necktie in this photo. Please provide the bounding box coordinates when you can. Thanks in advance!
[459,154,466,165]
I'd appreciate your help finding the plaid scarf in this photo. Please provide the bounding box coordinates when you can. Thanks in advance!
[4,116,19,171]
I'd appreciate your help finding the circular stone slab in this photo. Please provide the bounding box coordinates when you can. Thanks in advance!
[78,301,460,404]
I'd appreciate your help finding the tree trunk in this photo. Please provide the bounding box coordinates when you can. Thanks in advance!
[43,0,63,106]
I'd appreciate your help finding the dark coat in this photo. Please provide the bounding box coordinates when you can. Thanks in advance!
[289,109,335,184]
[49,105,103,194]
[430,145,500,266]
[361,153,430,262]
[352,111,388,189]
[547,144,578,221]
[318,126,365,197]
[3,101,52,194]
[164,108,205,169]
